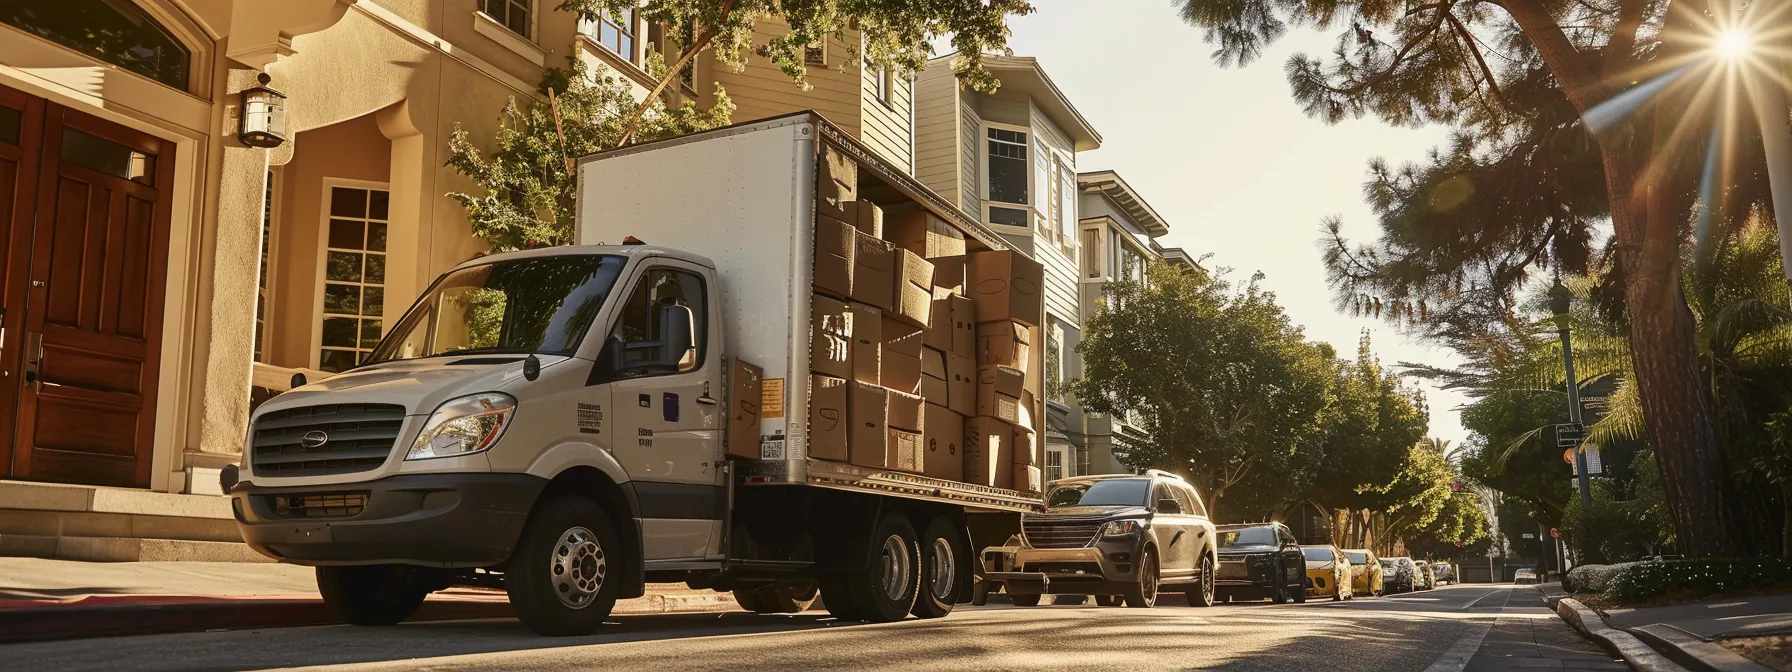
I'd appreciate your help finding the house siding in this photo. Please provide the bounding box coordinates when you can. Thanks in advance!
[1027,106,1080,330]
[913,66,960,205]
[859,60,914,172]
[958,90,981,218]
[701,21,863,139]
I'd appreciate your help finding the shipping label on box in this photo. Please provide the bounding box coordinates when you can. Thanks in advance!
[890,249,935,329]
[977,320,1030,371]
[727,359,763,460]
[964,417,1013,488]
[848,381,888,468]
[848,302,881,386]
[919,347,948,404]
[882,317,924,394]
[888,428,922,474]
[810,295,851,379]
[845,200,883,238]
[967,250,1043,328]
[816,143,857,222]
[851,232,895,311]
[809,375,849,462]
[922,404,964,481]
[946,353,976,417]
[813,215,855,299]
[886,388,924,433]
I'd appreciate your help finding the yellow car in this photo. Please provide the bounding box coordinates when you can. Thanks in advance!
[1342,548,1385,597]
[1301,545,1354,601]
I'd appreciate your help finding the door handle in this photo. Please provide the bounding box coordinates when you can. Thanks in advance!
[23,331,43,388]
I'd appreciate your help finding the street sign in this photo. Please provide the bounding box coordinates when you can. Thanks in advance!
[1522,533,1536,539]
[1562,449,1575,465]
[1549,528,1559,539]
[1554,423,1585,447]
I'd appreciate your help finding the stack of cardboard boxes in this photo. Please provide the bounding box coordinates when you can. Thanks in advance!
[805,148,1044,492]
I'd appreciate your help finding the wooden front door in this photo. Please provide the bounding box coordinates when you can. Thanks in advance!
[0,84,174,488]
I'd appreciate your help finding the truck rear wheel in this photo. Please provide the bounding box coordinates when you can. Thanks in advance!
[911,517,965,619]
[843,511,920,622]
[818,572,861,621]
[734,583,819,614]
[505,495,620,636]
[316,565,428,626]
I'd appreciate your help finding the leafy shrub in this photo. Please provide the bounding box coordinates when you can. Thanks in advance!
[1603,558,1791,604]
[1566,562,1636,594]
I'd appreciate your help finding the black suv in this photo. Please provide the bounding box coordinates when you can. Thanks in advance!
[1213,522,1307,603]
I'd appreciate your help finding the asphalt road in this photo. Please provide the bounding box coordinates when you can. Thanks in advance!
[1,583,1629,672]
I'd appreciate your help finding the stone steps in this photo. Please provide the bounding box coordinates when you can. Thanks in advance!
[0,480,264,563]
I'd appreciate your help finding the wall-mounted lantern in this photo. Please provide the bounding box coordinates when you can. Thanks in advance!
[238,72,287,148]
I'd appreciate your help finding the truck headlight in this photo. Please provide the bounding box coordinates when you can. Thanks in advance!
[406,393,516,460]
[1102,520,1142,537]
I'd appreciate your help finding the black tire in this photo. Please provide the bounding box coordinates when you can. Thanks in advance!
[1271,572,1289,604]
[1189,555,1217,608]
[1293,575,1308,604]
[1123,550,1159,608]
[843,512,920,622]
[819,571,861,620]
[971,581,990,606]
[735,583,818,614]
[1094,594,1123,607]
[912,517,965,619]
[505,495,620,637]
[316,565,428,626]
[1010,592,1042,607]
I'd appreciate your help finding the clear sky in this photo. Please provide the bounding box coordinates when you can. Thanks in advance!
[998,0,1471,446]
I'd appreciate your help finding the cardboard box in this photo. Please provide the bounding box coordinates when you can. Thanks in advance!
[813,214,855,299]
[1015,465,1042,494]
[809,374,849,462]
[888,428,923,474]
[881,317,924,394]
[810,295,851,379]
[886,388,924,433]
[946,353,976,417]
[931,255,966,298]
[922,404,964,481]
[967,250,1044,327]
[845,200,884,237]
[848,381,888,468]
[851,232,895,311]
[919,347,948,404]
[978,320,1030,371]
[1018,389,1037,433]
[849,302,881,386]
[727,359,764,460]
[964,416,1013,488]
[1013,426,1037,466]
[924,295,973,355]
[816,143,857,222]
[886,211,966,259]
[976,365,1024,424]
[890,249,935,329]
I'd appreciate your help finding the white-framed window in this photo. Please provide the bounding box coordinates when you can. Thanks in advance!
[872,64,895,108]
[983,124,1030,228]
[1045,446,1069,482]
[1081,227,1102,279]
[805,39,827,65]
[316,181,390,373]
[582,4,637,62]
[482,0,532,38]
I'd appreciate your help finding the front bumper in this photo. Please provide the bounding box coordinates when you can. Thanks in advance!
[232,472,547,568]
[1003,537,1143,594]
[1215,554,1282,593]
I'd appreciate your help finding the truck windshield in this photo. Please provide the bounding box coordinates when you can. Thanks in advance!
[367,254,628,364]
[1044,479,1149,508]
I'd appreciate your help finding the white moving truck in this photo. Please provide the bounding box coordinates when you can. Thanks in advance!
[229,113,1043,636]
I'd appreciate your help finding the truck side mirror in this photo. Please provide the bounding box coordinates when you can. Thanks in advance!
[659,304,697,370]
[1156,498,1180,514]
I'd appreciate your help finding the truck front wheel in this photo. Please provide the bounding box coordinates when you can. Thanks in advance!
[911,517,965,619]
[844,512,920,622]
[316,565,427,626]
[505,495,621,636]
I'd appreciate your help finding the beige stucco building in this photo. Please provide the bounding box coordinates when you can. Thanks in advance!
[0,0,672,559]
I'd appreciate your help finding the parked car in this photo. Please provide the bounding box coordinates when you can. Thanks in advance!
[1380,556,1419,593]
[1214,522,1307,604]
[1416,561,1436,590]
[1432,562,1458,585]
[1342,549,1385,597]
[1514,567,1539,585]
[1002,471,1218,609]
[1300,545,1354,601]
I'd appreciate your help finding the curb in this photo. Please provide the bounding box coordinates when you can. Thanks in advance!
[1555,597,1691,672]
[1627,624,1777,672]
[0,591,740,644]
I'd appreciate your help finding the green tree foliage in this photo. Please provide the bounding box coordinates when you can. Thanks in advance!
[1073,262,1334,521]
[1174,0,1783,558]
[1406,487,1492,561]
[1560,452,1674,562]
[1309,333,1431,517]
[1365,440,1457,544]
[560,0,1033,144]
[447,57,734,252]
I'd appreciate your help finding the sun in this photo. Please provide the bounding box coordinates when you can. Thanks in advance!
[1715,30,1752,60]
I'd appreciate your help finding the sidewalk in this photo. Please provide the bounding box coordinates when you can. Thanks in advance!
[0,558,738,643]
[1603,592,1792,671]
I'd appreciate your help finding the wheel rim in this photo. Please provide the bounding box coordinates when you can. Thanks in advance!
[549,526,607,609]
[928,537,956,602]
[1201,557,1215,605]
[880,534,913,602]
[1141,555,1157,604]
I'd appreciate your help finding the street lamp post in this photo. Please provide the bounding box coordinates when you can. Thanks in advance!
[1549,281,1595,562]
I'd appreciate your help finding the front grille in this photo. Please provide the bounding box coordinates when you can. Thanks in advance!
[251,403,405,476]
[1022,519,1103,549]
[270,492,369,518]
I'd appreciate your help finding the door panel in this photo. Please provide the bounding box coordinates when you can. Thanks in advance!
[11,103,173,488]
[0,85,42,477]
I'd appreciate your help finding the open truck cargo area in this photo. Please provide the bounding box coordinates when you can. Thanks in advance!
[228,112,1048,636]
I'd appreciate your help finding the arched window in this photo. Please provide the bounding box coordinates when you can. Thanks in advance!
[1,0,193,90]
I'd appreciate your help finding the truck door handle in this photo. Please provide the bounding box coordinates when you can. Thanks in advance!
[696,394,718,406]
